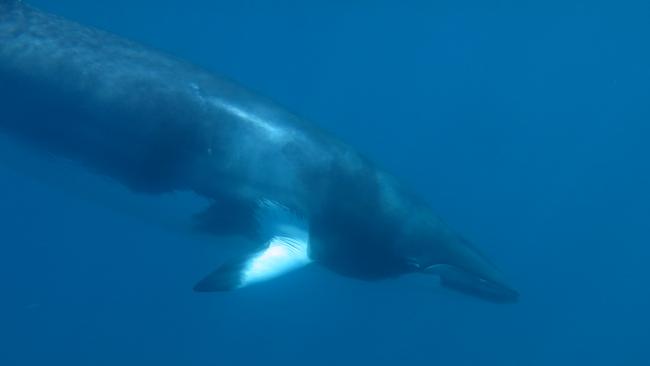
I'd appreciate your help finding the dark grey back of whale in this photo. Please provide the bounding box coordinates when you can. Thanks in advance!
[0,1,518,303]
[1,1,263,195]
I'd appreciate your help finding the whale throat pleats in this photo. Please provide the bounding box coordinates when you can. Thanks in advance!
[193,199,311,291]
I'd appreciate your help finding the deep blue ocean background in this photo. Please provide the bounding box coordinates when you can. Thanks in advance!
[1,0,649,365]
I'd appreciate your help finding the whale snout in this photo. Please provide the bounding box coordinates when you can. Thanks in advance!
[438,266,519,304]
[424,264,519,303]
[427,236,520,303]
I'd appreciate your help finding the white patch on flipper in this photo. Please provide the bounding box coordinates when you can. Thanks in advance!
[241,236,311,286]
[240,199,311,287]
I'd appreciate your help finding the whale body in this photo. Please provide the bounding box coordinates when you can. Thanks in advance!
[0,1,518,303]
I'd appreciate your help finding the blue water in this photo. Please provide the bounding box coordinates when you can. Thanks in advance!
[1,0,649,365]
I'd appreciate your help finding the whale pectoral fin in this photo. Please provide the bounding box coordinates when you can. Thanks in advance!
[193,236,311,291]
[194,199,311,292]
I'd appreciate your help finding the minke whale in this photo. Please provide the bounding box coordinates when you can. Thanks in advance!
[0,1,518,303]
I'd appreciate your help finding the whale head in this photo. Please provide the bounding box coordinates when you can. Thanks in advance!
[404,220,519,304]
[430,238,519,303]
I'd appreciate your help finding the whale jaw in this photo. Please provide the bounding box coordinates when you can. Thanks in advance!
[438,265,519,303]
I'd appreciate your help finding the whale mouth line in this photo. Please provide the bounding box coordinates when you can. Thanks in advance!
[425,264,520,304]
